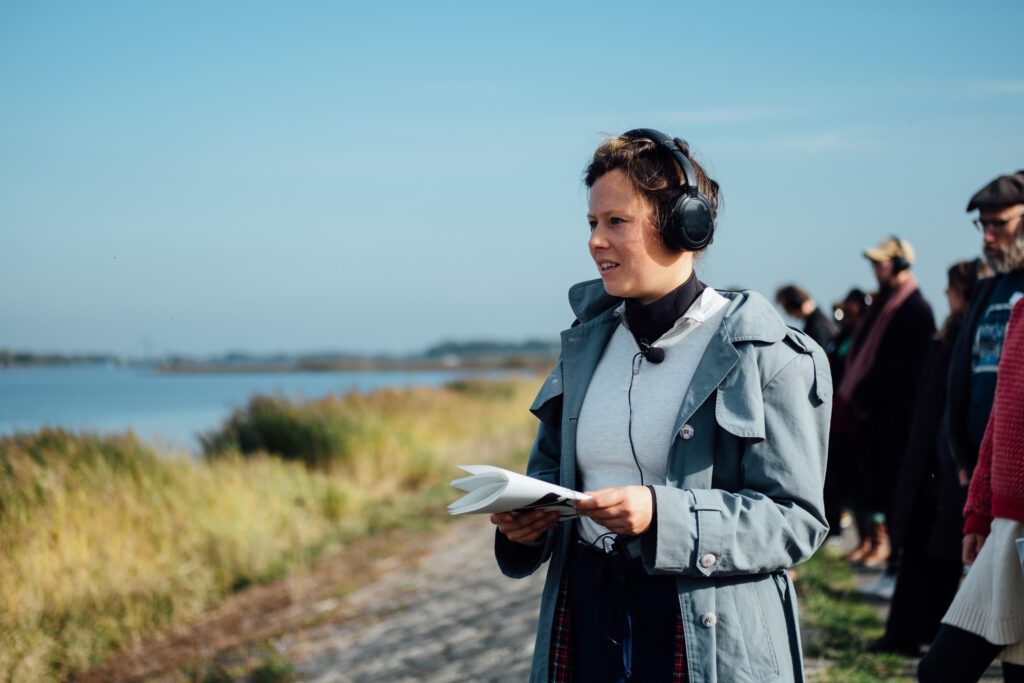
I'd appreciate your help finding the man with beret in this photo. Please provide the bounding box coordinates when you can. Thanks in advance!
[945,170,1024,478]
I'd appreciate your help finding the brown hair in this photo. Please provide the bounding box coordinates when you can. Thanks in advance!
[938,258,993,338]
[584,133,721,251]
[775,284,810,314]
[947,258,991,302]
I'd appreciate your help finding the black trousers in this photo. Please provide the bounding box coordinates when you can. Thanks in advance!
[569,537,677,682]
[919,625,1024,682]
[883,502,962,645]
[823,434,851,535]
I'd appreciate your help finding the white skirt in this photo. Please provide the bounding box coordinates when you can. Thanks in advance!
[942,518,1024,665]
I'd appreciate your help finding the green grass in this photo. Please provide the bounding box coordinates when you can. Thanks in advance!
[797,549,911,681]
[0,376,542,682]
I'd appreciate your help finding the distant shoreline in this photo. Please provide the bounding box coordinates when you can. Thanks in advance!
[157,357,556,375]
[2,341,560,373]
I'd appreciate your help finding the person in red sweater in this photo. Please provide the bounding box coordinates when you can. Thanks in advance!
[919,298,1024,682]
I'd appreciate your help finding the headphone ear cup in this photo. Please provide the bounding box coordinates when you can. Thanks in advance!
[671,194,715,251]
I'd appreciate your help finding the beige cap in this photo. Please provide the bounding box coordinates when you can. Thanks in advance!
[864,236,914,266]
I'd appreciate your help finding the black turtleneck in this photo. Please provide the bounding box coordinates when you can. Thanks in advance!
[624,271,706,347]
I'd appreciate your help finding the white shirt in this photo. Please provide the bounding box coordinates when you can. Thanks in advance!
[576,287,729,548]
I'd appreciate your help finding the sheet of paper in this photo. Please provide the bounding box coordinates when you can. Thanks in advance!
[448,464,590,517]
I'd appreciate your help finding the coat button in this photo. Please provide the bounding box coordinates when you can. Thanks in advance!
[702,612,718,628]
[679,424,695,440]
[699,553,717,568]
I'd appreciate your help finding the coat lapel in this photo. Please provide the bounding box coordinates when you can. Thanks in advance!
[675,322,739,433]
[559,311,619,491]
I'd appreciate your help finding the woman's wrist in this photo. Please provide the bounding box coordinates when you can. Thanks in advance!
[644,484,657,534]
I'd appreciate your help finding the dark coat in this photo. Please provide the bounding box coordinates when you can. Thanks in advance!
[849,287,935,515]
[803,307,838,351]
[888,321,967,563]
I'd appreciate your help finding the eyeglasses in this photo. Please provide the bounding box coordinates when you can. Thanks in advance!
[973,210,1024,233]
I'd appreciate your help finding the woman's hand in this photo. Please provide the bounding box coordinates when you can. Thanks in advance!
[576,485,653,536]
[962,533,986,565]
[490,509,559,545]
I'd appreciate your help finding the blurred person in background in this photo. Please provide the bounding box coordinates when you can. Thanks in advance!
[826,289,868,378]
[490,129,831,682]
[823,288,868,544]
[834,237,935,569]
[946,171,1024,483]
[775,284,839,350]
[919,298,1024,682]
[867,259,991,655]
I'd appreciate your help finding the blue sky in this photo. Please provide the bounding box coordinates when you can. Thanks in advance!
[2,1,1022,357]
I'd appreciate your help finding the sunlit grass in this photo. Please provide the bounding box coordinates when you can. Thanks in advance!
[797,550,910,682]
[0,376,541,681]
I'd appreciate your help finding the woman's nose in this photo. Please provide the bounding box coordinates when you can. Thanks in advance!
[588,224,607,249]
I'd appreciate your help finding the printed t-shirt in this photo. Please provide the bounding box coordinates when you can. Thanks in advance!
[968,269,1024,448]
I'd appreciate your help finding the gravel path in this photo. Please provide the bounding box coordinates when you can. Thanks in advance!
[288,517,544,682]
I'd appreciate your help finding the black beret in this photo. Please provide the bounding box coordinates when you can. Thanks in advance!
[966,170,1024,212]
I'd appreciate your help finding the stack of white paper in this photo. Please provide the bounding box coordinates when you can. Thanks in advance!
[448,465,591,518]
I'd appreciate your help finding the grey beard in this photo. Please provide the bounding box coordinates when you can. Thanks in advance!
[985,230,1024,273]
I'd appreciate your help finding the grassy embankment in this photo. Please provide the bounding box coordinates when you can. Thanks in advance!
[797,550,909,682]
[0,376,542,682]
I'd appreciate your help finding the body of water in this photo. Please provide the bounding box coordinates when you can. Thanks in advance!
[0,364,511,452]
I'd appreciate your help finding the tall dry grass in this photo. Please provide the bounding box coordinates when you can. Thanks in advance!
[0,376,542,681]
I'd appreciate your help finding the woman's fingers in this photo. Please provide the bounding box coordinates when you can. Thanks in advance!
[577,486,652,535]
[962,533,985,565]
[490,509,558,544]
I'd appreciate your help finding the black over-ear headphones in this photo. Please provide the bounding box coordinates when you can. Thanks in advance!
[889,234,910,272]
[623,128,716,252]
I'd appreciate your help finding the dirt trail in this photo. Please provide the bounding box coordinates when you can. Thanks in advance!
[287,518,543,682]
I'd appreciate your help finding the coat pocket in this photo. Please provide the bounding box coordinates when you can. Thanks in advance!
[716,578,782,682]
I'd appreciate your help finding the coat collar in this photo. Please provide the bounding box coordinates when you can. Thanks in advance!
[567,278,789,346]
[562,280,808,443]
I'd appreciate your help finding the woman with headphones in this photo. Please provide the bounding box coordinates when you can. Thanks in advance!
[490,130,831,682]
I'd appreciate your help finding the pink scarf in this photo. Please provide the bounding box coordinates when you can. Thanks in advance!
[838,273,919,406]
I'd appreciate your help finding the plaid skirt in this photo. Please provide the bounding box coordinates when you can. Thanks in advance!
[548,563,689,682]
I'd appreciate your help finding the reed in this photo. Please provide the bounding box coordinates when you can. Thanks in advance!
[0,376,542,681]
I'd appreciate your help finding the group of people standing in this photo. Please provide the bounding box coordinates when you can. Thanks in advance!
[779,170,1024,681]
[484,125,1021,682]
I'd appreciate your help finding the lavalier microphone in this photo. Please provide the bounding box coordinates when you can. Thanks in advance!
[639,341,665,364]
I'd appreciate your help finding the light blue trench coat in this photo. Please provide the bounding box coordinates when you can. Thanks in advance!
[495,280,832,683]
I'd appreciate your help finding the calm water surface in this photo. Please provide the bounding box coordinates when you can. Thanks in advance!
[0,365,510,452]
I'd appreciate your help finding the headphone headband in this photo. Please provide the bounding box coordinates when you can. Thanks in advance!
[623,128,701,199]
[620,128,716,252]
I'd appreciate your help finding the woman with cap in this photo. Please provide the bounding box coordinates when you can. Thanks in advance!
[490,129,831,682]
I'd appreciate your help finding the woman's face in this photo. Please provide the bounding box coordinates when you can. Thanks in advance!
[587,169,692,305]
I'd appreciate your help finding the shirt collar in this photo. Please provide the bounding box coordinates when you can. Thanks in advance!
[616,287,727,333]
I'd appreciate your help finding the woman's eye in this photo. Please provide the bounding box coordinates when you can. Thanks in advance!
[610,217,625,225]
[588,220,597,231]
